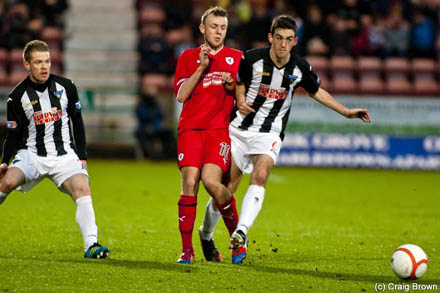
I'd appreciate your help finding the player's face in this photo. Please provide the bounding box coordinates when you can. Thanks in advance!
[24,51,51,84]
[200,14,228,51]
[268,28,298,60]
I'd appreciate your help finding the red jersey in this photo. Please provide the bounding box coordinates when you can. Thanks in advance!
[174,46,242,130]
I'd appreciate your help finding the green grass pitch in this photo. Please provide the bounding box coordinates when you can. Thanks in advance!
[0,161,438,291]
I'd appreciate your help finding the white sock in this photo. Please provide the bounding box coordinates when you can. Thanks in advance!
[0,192,7,205]
[200,198,221,240]
[236,185,265,235]
[75,195,98,251]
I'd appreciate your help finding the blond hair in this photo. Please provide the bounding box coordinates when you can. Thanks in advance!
[200,6,227,25]
[23,40,49,62]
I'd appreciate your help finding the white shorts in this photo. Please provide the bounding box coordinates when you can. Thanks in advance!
[229,125,282,174]
[9,149,89,193]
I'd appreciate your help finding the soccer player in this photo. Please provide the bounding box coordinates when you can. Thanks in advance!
[0,40,109,259]
[173,7,243,264]
[202,15,371,264]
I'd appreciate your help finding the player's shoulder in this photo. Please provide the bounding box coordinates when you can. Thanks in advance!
[243,47,269,63]
[8,76,29,100]
[178,47,200,59]
[224,46,243,57]
[51,74,75,88]
[291,53,312,72]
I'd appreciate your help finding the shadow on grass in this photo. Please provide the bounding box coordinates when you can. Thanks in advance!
[251,265,440,284]
[0,255,197,273]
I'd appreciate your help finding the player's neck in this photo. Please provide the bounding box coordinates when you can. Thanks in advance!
[205,43,224,55]
[269,48,290,68]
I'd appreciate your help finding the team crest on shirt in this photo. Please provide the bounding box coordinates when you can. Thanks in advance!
[178,153,184,161]
[75,101,81,109]
[225,57,234,65]
[288,74,298,85]
[53,90,63,99]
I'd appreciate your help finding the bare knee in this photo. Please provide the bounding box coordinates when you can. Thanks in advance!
[202,176,221,196]
[0,178,17,194]
[251,169,269,186]
[70,183,90,200]
[182,176,198,195]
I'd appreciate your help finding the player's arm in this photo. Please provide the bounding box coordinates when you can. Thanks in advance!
[235,83,254,115]
[175,46,210,103]
[0,97,21,178]
[222,73,234,91]
[235,51,254,115]
[66,81,87,162]
[309,87,371,123]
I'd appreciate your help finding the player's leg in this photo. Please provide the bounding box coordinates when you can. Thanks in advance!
[176,129,203,264]
[61,172,109,259]
[237,154,273,234]
[201,163,230,204]
[225,157,244,195]
[177,166,200,263]
[0,150,43,204]
[202,130,239,236]
[0,167,25,205]
[230,154,273,264]
[200,157,244,241]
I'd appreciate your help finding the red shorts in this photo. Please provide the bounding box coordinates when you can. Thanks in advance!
[177,128,231,173]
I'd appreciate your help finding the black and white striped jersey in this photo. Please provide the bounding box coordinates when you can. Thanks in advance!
[1,74,87,164]
[231,47,320,140]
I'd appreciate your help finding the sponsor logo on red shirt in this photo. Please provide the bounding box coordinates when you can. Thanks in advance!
[202,72,231,88]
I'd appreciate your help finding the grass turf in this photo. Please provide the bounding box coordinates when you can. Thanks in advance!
[0,161,438,291]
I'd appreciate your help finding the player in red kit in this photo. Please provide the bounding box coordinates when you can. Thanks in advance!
[173,7,243,264]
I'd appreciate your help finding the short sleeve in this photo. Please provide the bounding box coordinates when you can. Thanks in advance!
[237,52,252,85]
[66,80,81,116]
[173,50,191,96]
[298,59,320,95]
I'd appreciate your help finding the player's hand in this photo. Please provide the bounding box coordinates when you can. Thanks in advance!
[80,160,88,170]
[199,45,210,69]
[346,109,371,123]
[237,100,255,115]
[0,163,8,179]
[222,73,234,91]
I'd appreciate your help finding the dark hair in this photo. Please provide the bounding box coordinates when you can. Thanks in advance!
[23,40,49,62]
[270,15,297,36]
[200,6,228,25]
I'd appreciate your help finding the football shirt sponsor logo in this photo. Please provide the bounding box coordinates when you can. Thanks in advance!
[202,72,231,87]
[256,71,270,76]
[33,108,62,125]
[25,100,39,107]
[258,84,288,100]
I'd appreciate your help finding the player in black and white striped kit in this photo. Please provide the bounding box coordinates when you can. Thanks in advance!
[201,15,371,264]
[0,40,109,259]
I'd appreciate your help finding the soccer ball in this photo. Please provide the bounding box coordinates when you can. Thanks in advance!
[391,244,428,280]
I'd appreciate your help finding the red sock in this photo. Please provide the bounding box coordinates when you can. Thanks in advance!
[178,195,197,253]
[216,196,238,236]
